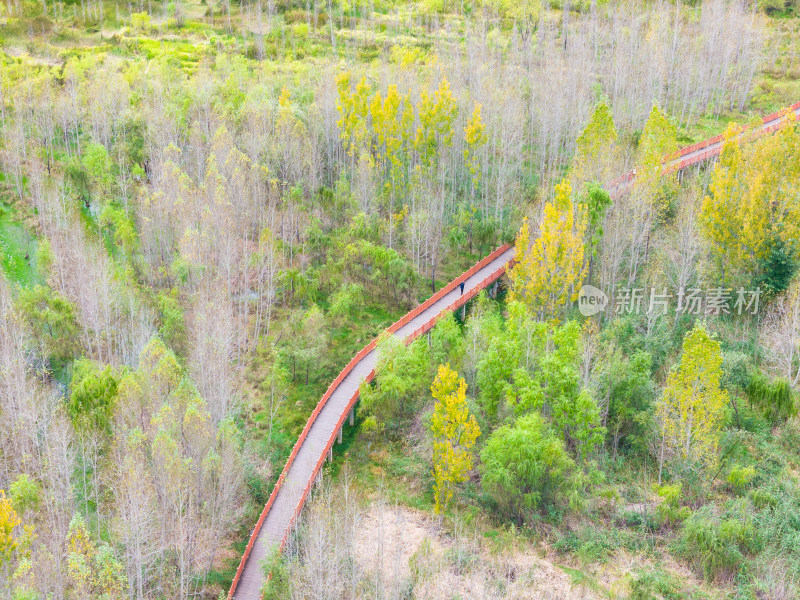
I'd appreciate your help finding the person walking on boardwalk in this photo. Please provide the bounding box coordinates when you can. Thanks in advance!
[459,281,465,295]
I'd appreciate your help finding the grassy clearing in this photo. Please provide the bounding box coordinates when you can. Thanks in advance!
[0,191,44,287]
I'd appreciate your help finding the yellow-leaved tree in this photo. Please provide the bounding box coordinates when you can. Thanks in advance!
[336,72,373,159]
[571,100,619,189]
[656,324,728,481]
[415,77,457,170]
[508,179,587,321]
[635,105,678,206]
[430,364,481,516]
[0,490,21,571]
[699,113,800,287]
[625,104,678,283]
[67,510,128,599]
[464,102,488,195]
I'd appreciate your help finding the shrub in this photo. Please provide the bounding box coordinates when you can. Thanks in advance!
[655,483,690,526]
[9,475,40,516]
[747,373,797,425]
[480,413,577,524]
[629,567,683,600]
[261,548,289,600]
[131,12,152,33]
[553,526,616,563]
[748,488,778,510]
[727,465,757,495]
[679,507,756,581]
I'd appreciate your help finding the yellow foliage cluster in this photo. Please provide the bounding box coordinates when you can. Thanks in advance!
[657,325,728,474]
[0,490,21,568]
[572,100,619,188]
[464,103,488,189]
[508,179,587,321]
[700,114,800,286]
[67,514,127,599]
[430,364,481,515]
[337,71,456,175]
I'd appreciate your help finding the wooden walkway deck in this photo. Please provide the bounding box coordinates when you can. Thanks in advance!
[230,245,516,599]
[228,100,800,600]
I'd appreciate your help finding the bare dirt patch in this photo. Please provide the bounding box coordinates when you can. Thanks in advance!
[353,503,603,600]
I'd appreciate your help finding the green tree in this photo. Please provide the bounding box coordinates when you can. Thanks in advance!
[360,334,429,435]
[68,359,119,435]
[580,182,613,284]
[299,305,326,385]
[327,283,364,326]
[16,285,80,364]
[68,359,119,531]
[430,364,480,515]
[540,322,605,461]
[598,349,654,457]
[156,291,188,354]
[480,413,576,523]
[430,313,465,370]
[476,334,517,422]
[572,100,619,187]
[746,373,797,425]
[258,344,290,449]
[8,476,40,518]
[82,142,114,205]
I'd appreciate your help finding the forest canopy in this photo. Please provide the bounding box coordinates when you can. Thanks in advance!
[1,0,800,598]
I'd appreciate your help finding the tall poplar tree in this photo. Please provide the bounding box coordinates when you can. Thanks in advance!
[656,324,728,480]
[430,364,480,516]
[508,179,587,321]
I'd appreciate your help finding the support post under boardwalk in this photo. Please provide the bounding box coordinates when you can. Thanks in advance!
[328,447,333,463]
[337,427,342,444]
[349,408,354,426]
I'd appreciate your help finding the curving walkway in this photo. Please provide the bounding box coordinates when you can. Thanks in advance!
[230,244,515,599]
[228,102,800,600]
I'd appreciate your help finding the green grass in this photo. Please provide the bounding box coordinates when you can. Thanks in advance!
[0,203,43,287]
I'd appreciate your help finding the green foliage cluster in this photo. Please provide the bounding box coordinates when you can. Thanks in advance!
[68,359,120,435]
[480,413,577,522]
[360,330,434,435]
[15,284,81,366]
[678,505,758,581]
[747,373,797,424]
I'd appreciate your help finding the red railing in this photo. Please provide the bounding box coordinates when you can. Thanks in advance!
[272,254,513,563]
[229,101,800,599]
[663,100,800,171]
[608,101,800,191]
[228,243,513,599]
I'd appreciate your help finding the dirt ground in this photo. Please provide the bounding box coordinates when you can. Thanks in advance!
[353,503,605,600]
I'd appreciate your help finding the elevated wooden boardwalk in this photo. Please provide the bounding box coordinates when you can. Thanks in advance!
[230,244,515,598]
[229,101,800,599]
